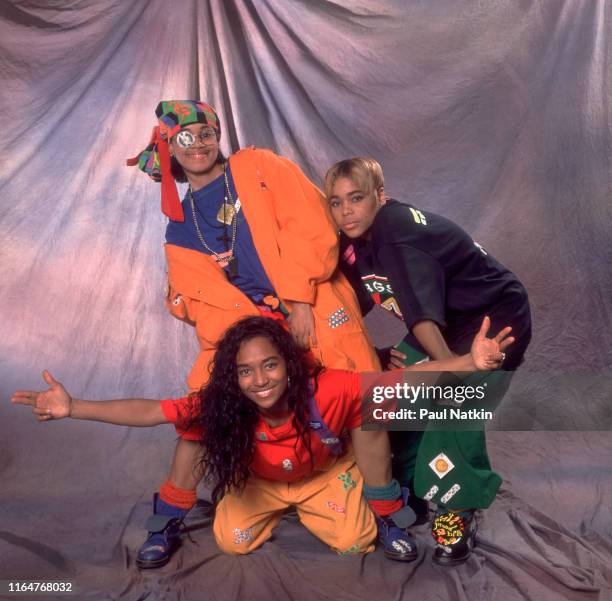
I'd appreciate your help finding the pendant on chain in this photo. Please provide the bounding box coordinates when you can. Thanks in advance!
[216,203,236,225]
[216,251,239,277]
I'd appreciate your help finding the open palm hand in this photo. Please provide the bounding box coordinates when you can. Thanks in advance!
[11,370,72,421]
[471,317,515,371]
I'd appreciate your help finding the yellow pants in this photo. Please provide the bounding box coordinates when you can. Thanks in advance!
[213,454,377,556]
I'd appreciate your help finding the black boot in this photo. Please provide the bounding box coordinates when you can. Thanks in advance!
[431,508,477,566]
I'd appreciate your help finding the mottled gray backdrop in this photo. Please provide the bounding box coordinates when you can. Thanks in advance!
[0,2,610,600]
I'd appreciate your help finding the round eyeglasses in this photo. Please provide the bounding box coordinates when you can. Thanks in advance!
[175,128,217,148]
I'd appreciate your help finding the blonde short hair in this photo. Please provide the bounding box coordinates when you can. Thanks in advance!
[324,157,384,199]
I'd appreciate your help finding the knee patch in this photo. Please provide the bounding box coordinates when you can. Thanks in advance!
[214,524,257,555]
[335,540,375,556]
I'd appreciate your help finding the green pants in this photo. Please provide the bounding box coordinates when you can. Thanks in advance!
[390,370,514,510]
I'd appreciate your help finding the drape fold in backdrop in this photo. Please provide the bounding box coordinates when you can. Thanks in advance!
[1,1,610,600]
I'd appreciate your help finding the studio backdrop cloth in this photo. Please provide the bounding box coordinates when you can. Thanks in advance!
[0,1,611,600]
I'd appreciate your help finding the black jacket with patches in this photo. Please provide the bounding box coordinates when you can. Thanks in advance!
[340,199,531,369]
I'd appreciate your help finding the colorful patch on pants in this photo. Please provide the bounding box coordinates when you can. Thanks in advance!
[326,500,346,514]
[232,527,254,545]
[338,544,360,556]
[337,470,357,490]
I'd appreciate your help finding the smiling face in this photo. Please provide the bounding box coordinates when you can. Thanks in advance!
[328,176,386,240]
[236,335,290,422]
[169,123,222,187]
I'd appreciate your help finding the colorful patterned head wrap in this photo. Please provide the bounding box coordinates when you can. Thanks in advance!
[126,100,221,222]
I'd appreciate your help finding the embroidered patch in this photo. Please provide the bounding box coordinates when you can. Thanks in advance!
[328,307,350,329]
[361,274,402,319]
[428,452,455,479]
[232,527,254,545]
[337,471,357,490]
[281,458,293,471]
[381,296,402,317]
[423,484,439,501]
[440,483,461,505]
[320,437,341,446]
[409,207,427,225]
[256,431,268,441]
[362,274,394,297]
[338,544,360,556]
[431,513,465,546]
[326,501,346,514]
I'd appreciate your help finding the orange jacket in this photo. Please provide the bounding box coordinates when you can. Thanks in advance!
[165,147,380,389]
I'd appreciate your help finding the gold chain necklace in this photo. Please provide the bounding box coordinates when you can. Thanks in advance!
[188,164,240,275]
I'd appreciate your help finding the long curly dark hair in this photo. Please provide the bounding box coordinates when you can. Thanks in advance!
[195,316,319,503]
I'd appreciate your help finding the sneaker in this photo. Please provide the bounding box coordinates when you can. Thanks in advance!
[136,494,189,569]
[376,506,418,562]
[431,508,477,566]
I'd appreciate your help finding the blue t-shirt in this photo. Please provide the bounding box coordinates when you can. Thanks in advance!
[165,166,275,303]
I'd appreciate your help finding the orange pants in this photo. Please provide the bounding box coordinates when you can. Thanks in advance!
[213,453,377,556]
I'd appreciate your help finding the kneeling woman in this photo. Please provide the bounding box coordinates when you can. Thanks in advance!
[12,316,512,559]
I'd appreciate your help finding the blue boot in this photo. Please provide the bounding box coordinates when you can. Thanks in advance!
[376,488,418,562]
[376,514,418,561]
[136,494,189,569]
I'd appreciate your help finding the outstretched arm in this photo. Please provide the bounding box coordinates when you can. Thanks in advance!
[11,370,167,427]
[403,316,514,373]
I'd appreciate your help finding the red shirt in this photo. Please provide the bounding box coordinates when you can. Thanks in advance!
[160,369,362,482]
